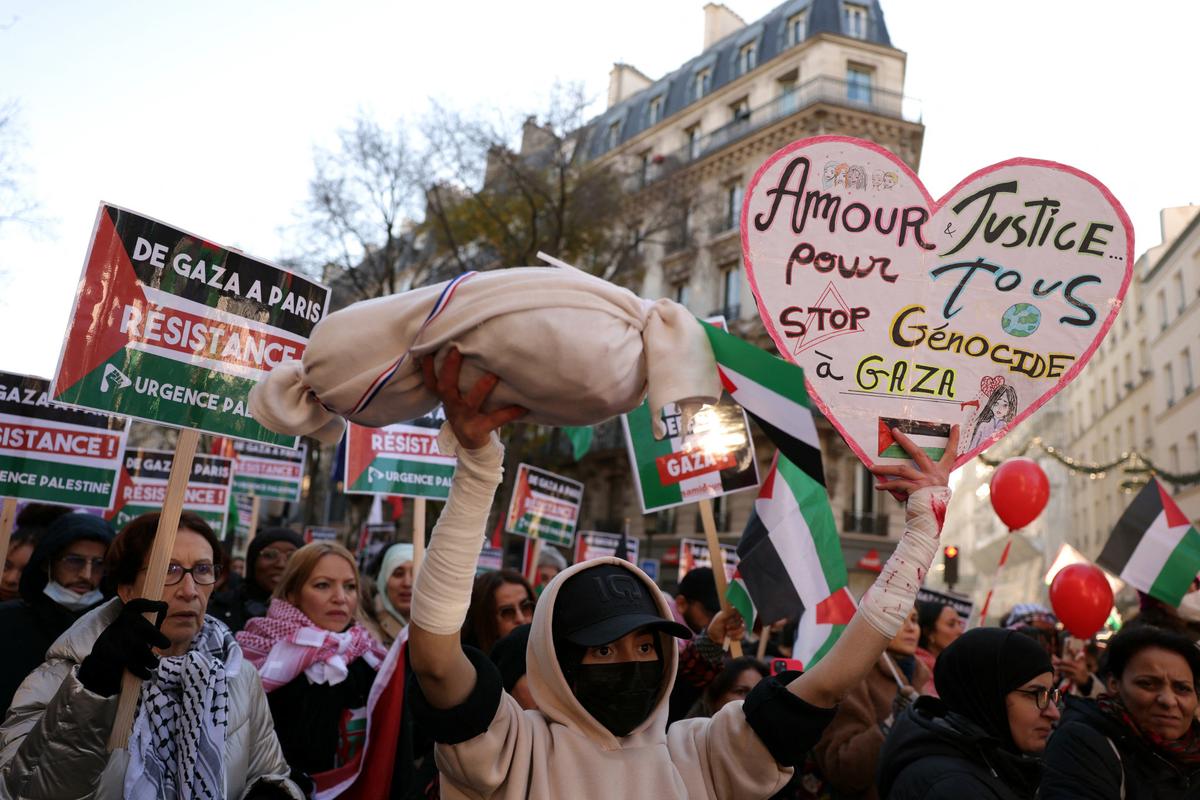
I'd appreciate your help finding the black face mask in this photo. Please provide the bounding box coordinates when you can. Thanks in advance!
[572,659,663,737]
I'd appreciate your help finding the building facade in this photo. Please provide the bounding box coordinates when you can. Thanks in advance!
[564,0,925,589]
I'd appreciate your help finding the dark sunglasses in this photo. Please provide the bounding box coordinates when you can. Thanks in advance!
[497,599,536,622]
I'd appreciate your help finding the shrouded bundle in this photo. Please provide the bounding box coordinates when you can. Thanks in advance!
[248,259,721,444]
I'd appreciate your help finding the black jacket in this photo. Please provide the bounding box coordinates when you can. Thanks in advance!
[1041,696,1200,799]
[0,517,112,714]
[877,696,1041,800]
[266,656,377,778]
[207,579,270,634]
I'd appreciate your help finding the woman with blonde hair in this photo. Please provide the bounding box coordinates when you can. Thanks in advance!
[237,541,387,787]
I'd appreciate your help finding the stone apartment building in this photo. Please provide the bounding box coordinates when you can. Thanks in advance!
[557,0,926,591]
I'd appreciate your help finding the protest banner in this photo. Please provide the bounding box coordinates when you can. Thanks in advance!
[639,558,660,582]
[305,525,339,543]
[229,439,307,502]
[52,205,329,748]
[478,546,504,573]
[52,204,329,446]
[678,537,739,582]
[229,493,258,557]
[741,136,1133,469]
[0,370,129,513]
[356,523,397,571]
[505,463,583,549]
[574,530,641,564]
[916,585,975,621]
[106,449,234,532]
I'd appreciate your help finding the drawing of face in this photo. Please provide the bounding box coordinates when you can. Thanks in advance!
[848,166,866,189]
[995,393,1011,419]
[822,162,837,186]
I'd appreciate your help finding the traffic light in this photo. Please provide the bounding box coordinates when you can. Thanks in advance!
[943,545,960,589]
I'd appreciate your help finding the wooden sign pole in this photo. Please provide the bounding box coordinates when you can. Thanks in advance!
[108,427,200,751]
[412,497,426,579]
[527,538,543,585]
[698,498,742,657]
[0,498,18,566]
[756,623,771,661]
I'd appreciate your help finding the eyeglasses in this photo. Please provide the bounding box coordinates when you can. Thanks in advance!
[1014,687,1062,710]
[497,599,536,623]
[258,548,294,564]
[57,555,106,576]
[140,563,221,586]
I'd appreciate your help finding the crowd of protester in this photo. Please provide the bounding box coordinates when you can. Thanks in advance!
[0,458,1198,797]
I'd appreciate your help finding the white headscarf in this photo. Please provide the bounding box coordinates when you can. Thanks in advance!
[377,543,415,623]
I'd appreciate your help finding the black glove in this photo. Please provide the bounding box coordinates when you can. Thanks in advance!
[78,598,170,696]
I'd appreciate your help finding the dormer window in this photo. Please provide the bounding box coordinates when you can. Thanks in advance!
[648,95,665,126]
[787,12,807,46]
[736,41,757,76]
[843,2,868,39]
[607,121,621,149]
[693,68,712,101]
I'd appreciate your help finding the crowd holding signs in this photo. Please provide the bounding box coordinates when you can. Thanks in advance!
[7,136,1200,800]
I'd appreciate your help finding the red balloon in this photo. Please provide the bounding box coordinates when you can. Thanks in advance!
[989,457,1050,530]
[1050,563,1114,639]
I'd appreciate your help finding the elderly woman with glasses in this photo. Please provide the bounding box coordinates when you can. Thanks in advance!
[0,511,302,799]
[1042,625,1200,799]
[878,627,1060,800]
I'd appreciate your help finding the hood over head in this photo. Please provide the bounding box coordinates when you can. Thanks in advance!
[877,696,1001,796]
[934,627,1053,751]
[526,557,690,750]
[245,527,304,593]
[20,512,115,604]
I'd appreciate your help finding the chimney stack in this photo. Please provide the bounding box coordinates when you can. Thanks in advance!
[703,3,746,49]
[607,63,653,108]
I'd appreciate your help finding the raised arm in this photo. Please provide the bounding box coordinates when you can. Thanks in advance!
[787,425,958,708]
[407,349,525,709]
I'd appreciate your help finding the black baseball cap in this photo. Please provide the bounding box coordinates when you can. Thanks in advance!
[553,564,693,647]
[677,567,721,614]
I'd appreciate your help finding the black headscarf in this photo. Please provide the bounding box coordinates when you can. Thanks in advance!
[245,528,304,597]
[489,624,531,693]
[934,627,1052,751]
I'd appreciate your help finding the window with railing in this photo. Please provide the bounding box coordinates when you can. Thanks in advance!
[1159,289,1169,331]
[1166,362,1176,407]
[729,96,750,123]
[787,12,807,46]
[1175,272,1186,314]
[843,2,868,38]
[1183,347,1194,394]
[736,42,757,76]
[846,65,873,104]
[686,125,701,160]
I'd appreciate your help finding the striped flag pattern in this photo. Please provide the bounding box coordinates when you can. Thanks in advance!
[794,587,857,669]
[701,322,825,486]
[727,569,756,630]
[1098,478,1200,607]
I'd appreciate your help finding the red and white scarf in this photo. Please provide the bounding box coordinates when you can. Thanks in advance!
[236,598,386,692]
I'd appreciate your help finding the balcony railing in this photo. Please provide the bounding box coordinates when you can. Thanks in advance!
[642,76,920,184]
[843,510,889,536]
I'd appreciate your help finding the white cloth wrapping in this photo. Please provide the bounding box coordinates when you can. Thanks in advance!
[857,486,952,640]
[409,426,505,635]
[248,260,721,444]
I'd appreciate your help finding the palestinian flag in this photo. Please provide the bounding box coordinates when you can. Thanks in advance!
[1098,478,1200,607]
[702,322,824,486]
[729,451,846,625]
[727,569,756,629]
[563,426,594,461]
[878,417,950,461]
[794,587,857,669]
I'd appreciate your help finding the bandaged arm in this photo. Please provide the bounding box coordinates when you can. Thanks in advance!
[787,486,951,709]
[408,425,504,709]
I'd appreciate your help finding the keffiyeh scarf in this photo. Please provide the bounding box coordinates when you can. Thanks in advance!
[1099,693,1200,766]
[236,598,386,691]
[124,616,241,800]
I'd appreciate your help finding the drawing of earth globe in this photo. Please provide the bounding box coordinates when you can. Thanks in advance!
[1001,303,1041,337]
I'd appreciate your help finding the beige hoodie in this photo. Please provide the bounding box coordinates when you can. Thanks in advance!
[432,556,795,800]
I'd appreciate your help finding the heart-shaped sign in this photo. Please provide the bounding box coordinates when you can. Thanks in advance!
[742,136,1132,469]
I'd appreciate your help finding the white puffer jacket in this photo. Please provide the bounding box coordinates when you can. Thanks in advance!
[0,599,302,799]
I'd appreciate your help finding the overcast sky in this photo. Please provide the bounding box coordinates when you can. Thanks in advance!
[1,0,1195,379]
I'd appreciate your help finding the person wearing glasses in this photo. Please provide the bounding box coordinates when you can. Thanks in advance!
[878,627,1059,799]
[0,511,303,799]
[237,542,387,787]
[0,512,114,714]
[462,569,537,655]
[1042,625,1200,799]
[210,527,305,633]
